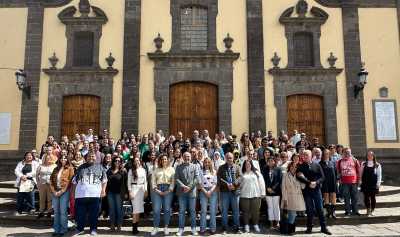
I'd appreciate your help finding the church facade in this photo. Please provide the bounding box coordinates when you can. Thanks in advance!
[0,0,399,164]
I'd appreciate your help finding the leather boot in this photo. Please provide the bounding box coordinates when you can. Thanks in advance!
[132,222,139,234]
[324,204,330,218]
[331,204,337,219]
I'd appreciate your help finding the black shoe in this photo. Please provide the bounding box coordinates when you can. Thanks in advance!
[132,223,139,234]
[344,211,351,216]
[305,227,312,234]
[46,212,52,218]
[321,228,332,235]
[37,212,44,219]
[353,212,361,216]
[51,233,59,237]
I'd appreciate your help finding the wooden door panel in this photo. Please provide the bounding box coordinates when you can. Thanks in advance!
[170,82,218,139]
[287,94,325,144]
[62,95,100,139]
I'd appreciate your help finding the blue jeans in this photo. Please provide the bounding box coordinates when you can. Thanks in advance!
[16,190,35,213]
[342,183,359,214]
[304,189,326,229]
[178,193,196,229]
[199,191,217,232]
[107,192,123,225]
[152,191,173,228]
[220,191,240,229]
[52,191,70,234]
[287,210,297,224]
[75,198,101,232]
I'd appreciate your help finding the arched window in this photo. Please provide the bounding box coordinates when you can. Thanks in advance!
[293,32,314,67]
[180,6,208,50]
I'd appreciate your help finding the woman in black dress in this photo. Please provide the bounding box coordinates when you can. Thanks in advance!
[320,149,337,218]
[360,150,382,216]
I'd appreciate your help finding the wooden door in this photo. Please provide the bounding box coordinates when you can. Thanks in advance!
[169,82,218,139]
[287,94,325,144]
[62,95,100,139]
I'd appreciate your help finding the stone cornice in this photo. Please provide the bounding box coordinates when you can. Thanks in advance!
[43,68,118,76]
[314,0,397,8]
[0,0,73,8]
[268,67,343,76]
[148,52,240,61]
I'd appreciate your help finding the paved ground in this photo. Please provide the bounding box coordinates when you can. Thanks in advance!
[1,223,400,237]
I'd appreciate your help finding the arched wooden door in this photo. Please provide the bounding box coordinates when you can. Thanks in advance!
[62,95,100,138]
[287,94,325,144]
[169,82,218,138]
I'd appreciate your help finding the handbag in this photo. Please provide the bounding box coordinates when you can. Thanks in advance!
[19,179,34,192]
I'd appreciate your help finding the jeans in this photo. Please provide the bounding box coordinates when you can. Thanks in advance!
[152,191,173,228]
[16,191,35,213]
[75,198,101,232]
[287,210,297,224]
[199,191,217,232]
[342,183,359,214]
[178,193,196,229]
[304,189,326,230]
[220,191,240,230]
[107,192,123,225]
[52,191,70,234]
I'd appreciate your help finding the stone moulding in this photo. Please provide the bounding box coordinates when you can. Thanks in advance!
[43,67,118,140]
[314,0,397,8]
[268,67,343,76]
[0,0,73,8]
[148,51,239,135]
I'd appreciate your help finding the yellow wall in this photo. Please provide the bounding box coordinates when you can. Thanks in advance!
[36,0,125,149]
[217,0,248,135]
[138,0,249,136]
[263,0,350,146]
[359,8,400,148]
[0,8,28,150]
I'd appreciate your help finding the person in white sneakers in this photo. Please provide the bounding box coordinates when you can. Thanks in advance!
[151,154,175,236]
[239,159,266,233]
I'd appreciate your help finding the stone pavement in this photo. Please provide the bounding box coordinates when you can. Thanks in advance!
[1,223,400,237]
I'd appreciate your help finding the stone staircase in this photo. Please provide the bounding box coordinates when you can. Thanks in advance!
[0,181,399,228]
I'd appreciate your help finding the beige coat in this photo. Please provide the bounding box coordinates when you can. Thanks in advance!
[281,172,306,211]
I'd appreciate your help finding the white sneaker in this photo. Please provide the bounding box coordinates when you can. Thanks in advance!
[151,227,158,236]
[254,225,261,233]
[176,229,184,236]
[164,227,169,235]
[244,225,250,233]
[90,230,97,236]
[191,228,198,236]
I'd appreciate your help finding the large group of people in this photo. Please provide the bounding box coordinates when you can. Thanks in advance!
[14,128,383,236]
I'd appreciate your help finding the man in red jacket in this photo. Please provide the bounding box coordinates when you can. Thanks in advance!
[337,148,361,216]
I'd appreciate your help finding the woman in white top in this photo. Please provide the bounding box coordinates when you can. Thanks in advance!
[239,159,266,233]
[212,151,225,171]
[15,151,39,215]
[36,154,57,218]
[127,157,147,234]
[199,157,218,235]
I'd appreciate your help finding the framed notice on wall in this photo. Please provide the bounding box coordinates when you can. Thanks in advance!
[373,100,399,142]
[0,113,11,144]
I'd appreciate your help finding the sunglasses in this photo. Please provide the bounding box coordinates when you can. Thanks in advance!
[114,159,121,163]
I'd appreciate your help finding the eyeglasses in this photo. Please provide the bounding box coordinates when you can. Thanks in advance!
[115,160,121,162]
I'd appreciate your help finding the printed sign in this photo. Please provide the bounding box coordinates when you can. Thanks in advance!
[0,113,11,144]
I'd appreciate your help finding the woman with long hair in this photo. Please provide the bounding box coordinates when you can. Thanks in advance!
[281,161,306,235]
[127,157,147,234]
[106,156,127,231]
[360,150,382,216]
[239,159,265,233]
[199,157,218,235]
[36,154,57,218]
[151,154,175,236]
[49,155,74,236]
[15,151,39,215]
[320,149,337,218]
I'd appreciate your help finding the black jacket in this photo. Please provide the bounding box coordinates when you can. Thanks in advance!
[262,166,282,196]
[296,161,325,193]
